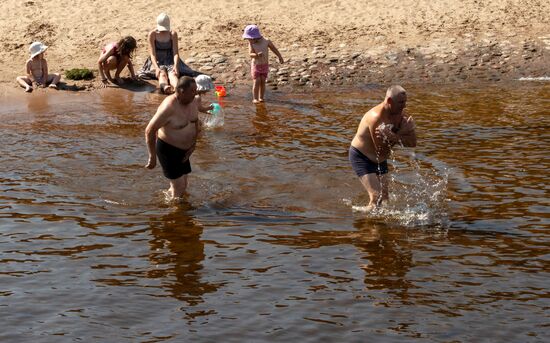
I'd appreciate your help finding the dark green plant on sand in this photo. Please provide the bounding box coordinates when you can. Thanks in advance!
[65,68,94,80]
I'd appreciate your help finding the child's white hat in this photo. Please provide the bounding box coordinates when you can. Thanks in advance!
[29,42,48,58]
[156,13,170,32]
[195,75,214,91]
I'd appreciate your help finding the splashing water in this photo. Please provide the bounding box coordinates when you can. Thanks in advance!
[518,76,550,81]
[203,103,225,129]
[348,148,450,228]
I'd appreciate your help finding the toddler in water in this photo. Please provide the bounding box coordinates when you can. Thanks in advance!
[194,75,215,113]
[16,42,61,92]
[242,25,284,103]
[195,75,225,128]
[97,36,138,87]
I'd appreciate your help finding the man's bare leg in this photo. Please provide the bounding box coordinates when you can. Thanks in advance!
[168,174,188,199]
[380,174,389,203]
[359,173,388,210]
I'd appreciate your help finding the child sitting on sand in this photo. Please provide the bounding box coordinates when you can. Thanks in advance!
[97,36,138,87]
[242,25,284,103]
[16,42,61,92]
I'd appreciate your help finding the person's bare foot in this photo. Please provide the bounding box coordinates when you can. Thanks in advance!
[160,83,173,94]
[48,84,58,90]
[25,85,33,93]
[253,99,260,104]
[365,204,376,212]
[258,98,264,102]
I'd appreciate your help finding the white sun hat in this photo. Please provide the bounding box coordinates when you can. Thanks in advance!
[29,41,48,58]
[195,75,214,91]
[156,13,170,32]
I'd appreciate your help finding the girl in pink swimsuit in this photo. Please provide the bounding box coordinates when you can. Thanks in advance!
[97,36,137,87]
[242,25,284,103]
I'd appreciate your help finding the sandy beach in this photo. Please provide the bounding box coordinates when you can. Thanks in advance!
[0,0,548,91]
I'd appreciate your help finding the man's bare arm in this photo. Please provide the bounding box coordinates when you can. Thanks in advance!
[144,99,172,168]
[396,116,416,147]
[371,115,392,154]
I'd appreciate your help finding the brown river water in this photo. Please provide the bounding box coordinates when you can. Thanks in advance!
[0,83,548,342]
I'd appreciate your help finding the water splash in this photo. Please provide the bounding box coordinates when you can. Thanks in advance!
[518,76,550,81]
[347,150,450,228]
[203,103,225,129]
[102,198,127,206]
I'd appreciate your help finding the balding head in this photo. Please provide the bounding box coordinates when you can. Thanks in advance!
[175,76,197,104]
[384,85,407,115]
[176,76,196,91]
[385,85,406,101]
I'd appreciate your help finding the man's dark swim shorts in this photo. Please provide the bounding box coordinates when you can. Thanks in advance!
[348,146,388,177]
[156,138,192,179]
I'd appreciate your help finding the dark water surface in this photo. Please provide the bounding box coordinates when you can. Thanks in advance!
[0,83,548,342]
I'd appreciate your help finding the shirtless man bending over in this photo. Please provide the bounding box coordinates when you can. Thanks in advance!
[145,76,200,199]
[349,85,417,210]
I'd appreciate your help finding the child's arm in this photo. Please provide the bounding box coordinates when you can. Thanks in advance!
[127,60,137,79]
[196,94,213,113]
[26,60,35,83]
[40,59,49,87]
[248,41,260,59]
[268,41,284,64]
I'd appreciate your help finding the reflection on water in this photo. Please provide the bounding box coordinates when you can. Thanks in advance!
[0,84,549,342]
[148,206,220,305]
[27,92,50,114]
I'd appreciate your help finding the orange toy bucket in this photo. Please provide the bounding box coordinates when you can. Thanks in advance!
[215,85,226,97]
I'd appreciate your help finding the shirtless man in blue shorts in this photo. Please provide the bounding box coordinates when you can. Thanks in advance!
[145,76,200,199]
[349,85,417,210]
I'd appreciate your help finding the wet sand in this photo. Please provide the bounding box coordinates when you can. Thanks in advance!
[0,0,549,93]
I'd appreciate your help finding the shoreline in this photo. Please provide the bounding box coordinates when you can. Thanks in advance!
[1,35,548,93]
[1,78,546,109]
